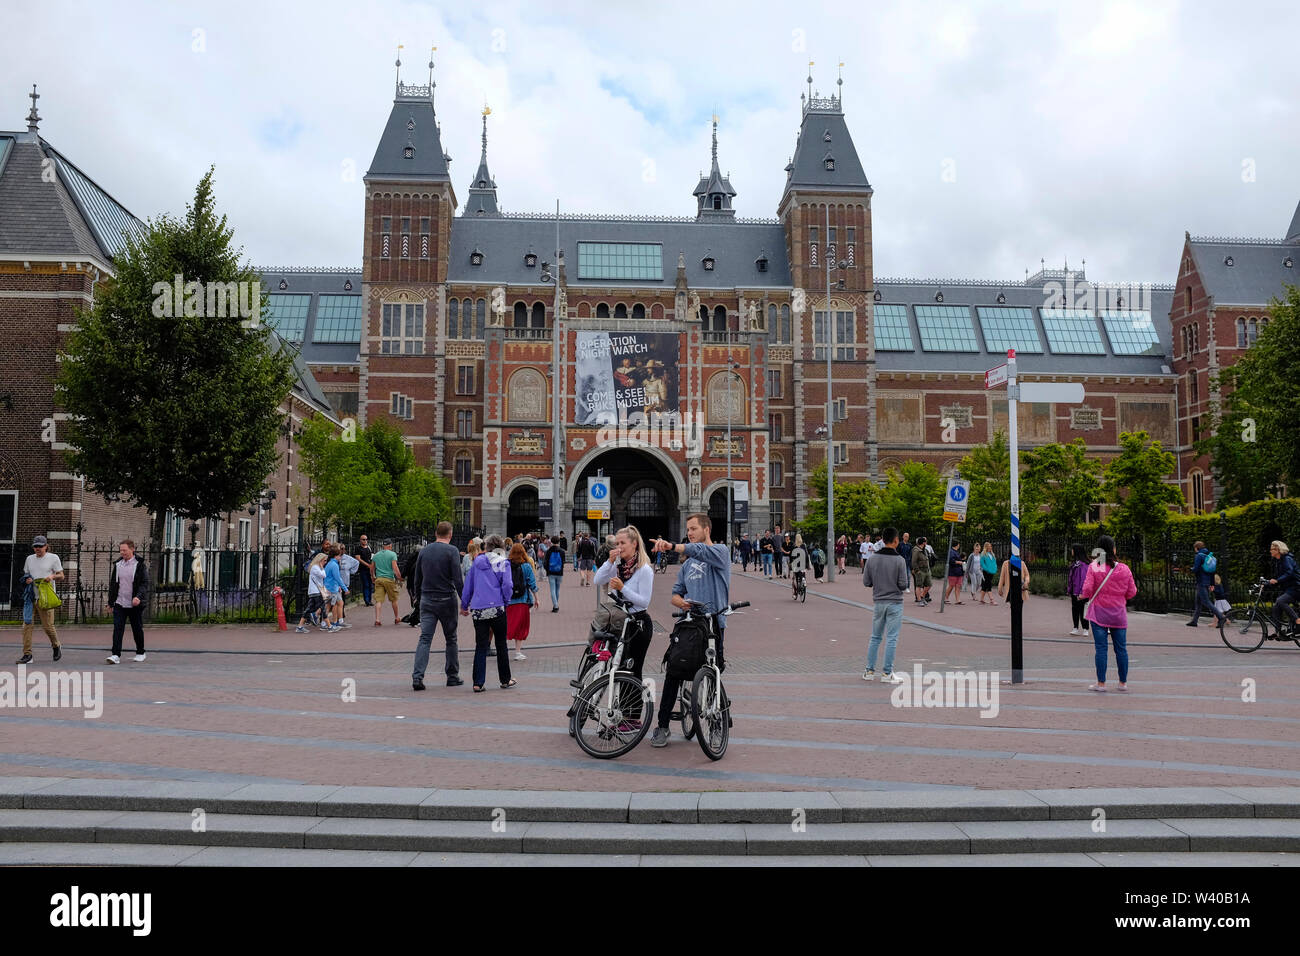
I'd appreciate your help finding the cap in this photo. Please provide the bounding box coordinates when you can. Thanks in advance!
[32,535,48,547]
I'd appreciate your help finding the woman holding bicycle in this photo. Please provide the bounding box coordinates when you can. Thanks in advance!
[593,526,655,680]
[1268,541,1299,630]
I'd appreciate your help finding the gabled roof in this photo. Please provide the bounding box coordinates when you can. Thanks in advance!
[366,87,451,184]
[781,94,871,201]
[1187,239,1298,306]
[446,215,791,288]
[267,327,342,423]
[0,131,144,262]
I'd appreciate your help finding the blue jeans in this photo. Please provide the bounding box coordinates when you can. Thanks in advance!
[413,598,459,682]
[1190,584,1222,624]
[549,574,562,608]
[1091,623,1128,683]
[360,571,373,606]
[866,601,904,674]
[761,553,773,576]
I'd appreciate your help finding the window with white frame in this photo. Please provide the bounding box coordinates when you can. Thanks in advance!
[766,368,783,398]
[833,397,848,421]
[456,364,476,395]
[390,393,413,420]
[454,454,473,485]
[813,309,855,360]
[769,459,784,488]
[456,409,474,439]
[381,302,425,354]
[834,443,849,466]
[454,498,473,528]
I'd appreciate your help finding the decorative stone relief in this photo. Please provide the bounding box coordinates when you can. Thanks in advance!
[1070,407,1103,430]
[939,404,973,429]
[507,368,547,422]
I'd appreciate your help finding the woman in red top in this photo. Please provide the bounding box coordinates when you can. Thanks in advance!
[1079,535,1139,692]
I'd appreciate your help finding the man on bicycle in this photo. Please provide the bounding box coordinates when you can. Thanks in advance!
[649,513,730,747]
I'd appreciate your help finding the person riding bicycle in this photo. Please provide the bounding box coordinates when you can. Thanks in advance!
[790,534,809,597]
[592,526,655,681]
[1268,540,1299,631]
[648,513,730,748]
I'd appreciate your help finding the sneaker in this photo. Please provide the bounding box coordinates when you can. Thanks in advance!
[329,623,344,632]
[514,652,526,661]
[52,646,62,662]
[294,625,308,633]
[15,653,33,665]
[1069,627,1080,636]
[650,726,670,747]
[133,654,146,662]
[862,669,876,681]
[880,671,905,684]
[105,655,120,665]
[338,621,352,629]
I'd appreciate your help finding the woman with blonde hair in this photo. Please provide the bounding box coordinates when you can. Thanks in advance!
[295,553,329,633]
[506,542,538,660]
[1268,540,1299,631]
[462,538,480,578]
[593,525,655,681]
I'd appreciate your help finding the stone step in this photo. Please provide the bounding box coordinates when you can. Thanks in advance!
[2,843,1299,867]
[4,778,1298,824]
[3,808,1300,856]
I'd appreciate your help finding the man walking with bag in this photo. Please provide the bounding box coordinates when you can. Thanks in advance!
[17,535,63,664]
[862,527,909,684]
[412,522,465,690]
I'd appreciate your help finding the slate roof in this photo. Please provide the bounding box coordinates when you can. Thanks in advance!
[267,328,340,421]
[872,275,1175,376]
[463,112,500,217]
[783,97,871,197]
[366,90,451,183]
[1187,238,1299,307]
[1287,199,1300,242]
[447,215,792,288]
[256,268,363,368]
[0,131,144,262]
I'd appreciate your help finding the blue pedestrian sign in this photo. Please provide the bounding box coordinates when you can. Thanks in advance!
[587,477,611,520]
[943,478,970,523]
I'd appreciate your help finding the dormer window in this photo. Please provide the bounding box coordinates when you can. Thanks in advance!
[278,279,288,290]
[755,255,768,273]
[934,291,944,303]
[713,196,722,210]
[702,254,715,272]
[343,279,352,292]
[404,146,414,159]
[470,248,484,267]
[524,251,538,268]
[1286,257,1294,268]
[1224,255,1234,266]
[824,155,835,171]
[823,129,832,142]
[406,117,415,131]
[996,293,1006,304]
[478,180,486,188]
[1116,295,1124,308]
[873,290,882,303]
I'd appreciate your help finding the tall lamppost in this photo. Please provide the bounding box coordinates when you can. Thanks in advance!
[540,201,564,537]
[726,356,741,549]
[823,204,835,583]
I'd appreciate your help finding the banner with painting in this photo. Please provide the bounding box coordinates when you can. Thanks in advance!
[574,331,680,425]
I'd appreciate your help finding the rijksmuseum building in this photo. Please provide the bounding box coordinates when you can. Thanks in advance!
[4,67,1300,562]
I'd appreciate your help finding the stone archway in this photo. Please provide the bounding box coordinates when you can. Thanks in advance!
[568,446,684,543]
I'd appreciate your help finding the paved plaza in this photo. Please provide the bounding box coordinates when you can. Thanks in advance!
[3,567,1298,795]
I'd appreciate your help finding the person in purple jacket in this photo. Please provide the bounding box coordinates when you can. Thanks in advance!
[1067,543,1089,635]
[460,534,517,692]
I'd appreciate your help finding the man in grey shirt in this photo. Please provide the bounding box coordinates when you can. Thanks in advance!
[411,521,465,690]
[862,526,910,684]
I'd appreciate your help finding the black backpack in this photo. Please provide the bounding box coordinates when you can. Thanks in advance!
[510,562,527,600]
[663,617,709,678]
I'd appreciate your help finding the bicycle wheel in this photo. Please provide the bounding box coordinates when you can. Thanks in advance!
[799,580,806,603]
[679,682,696,740]
[1220,607,1265,653]
[571,673,652,759]
[692,667,729,761]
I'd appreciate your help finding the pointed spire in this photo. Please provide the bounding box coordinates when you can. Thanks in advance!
[711,114,719,171]
[807,61,814,102]
[693,116,737,219]
[394,43,403,95]
[463,104,500,217]
[837,60,844,108]
[429,45,437,110]
[26,84,40,133]
[481,104,490,163]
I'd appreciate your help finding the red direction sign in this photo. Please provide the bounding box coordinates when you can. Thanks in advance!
[984,364,1008,389]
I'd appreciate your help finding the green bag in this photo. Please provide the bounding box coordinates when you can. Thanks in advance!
[35,579,62,611]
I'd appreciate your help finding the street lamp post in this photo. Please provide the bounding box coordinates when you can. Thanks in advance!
[726,356,740,550]
[542,201,563,538]
[824,205,835,583]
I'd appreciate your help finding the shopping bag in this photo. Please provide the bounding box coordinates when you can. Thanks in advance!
[35,578,62,611]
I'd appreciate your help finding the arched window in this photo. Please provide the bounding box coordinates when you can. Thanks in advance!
[781,304,791,343]
[614,303,628,319]
[531,302,546,328]
[462,299,474,339]
[1190,471,1205,513]
[1247,318,1258,346]
[768,304,778,338]
[1236,317,1247,348]
[475,298,486,339]
[631,304,645,319]
[513,302,528,327]
[698,304,709,323]
[712,305,727,332]
[596,303,610,319]
[713,196,722,210]
[454,453,474,485]
[1185,287,1192,314]
[447,297,460,339]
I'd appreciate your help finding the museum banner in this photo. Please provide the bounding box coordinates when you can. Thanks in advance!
[574,331,680,426]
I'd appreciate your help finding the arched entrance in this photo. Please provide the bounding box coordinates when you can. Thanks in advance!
[506,485,539,540]
[708,489,729,545]
[570,447,681,544]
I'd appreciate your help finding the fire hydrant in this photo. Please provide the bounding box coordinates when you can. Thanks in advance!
[272,586,287,631]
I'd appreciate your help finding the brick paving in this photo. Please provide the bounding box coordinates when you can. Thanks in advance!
[2,565,1298,792]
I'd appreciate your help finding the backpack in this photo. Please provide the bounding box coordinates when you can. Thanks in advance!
[510,562,527,600]
[1202,552,1218,574]
[547,549,564,574]
[663,617,708,678]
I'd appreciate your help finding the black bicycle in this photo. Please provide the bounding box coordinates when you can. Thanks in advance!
[568,589,654,758]
[791,568,807,602]
[1220,577,1300,652]
[669,599,749,761]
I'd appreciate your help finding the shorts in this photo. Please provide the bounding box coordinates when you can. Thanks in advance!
[322,590,340,605]
[578,559,594,571]
[913,569,931,588]
[374,577,400,605]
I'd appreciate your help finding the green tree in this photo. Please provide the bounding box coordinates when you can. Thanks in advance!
[956,430,1011,545]
[1020,439,1106,536]
[1103,430,1185,539]
[875,460,945,539]
[799,461,880,541]
[1199,285,1300,505]
[57,170,296,523]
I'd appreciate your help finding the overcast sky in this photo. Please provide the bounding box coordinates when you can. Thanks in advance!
[5,0,1298,284]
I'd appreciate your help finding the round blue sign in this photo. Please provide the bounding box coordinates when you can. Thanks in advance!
[590,482,608,499]
[949,485,967,502]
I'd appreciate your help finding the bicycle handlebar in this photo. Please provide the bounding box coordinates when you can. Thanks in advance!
[671,600,750,618]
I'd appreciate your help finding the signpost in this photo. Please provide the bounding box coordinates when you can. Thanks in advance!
[984,363,1008,390]
[538,478,554,523]
[586,477,611,521]
[938,477,970,615]
[733,480,749,523]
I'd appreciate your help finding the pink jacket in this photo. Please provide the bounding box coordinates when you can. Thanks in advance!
[1079,560,1137,629]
